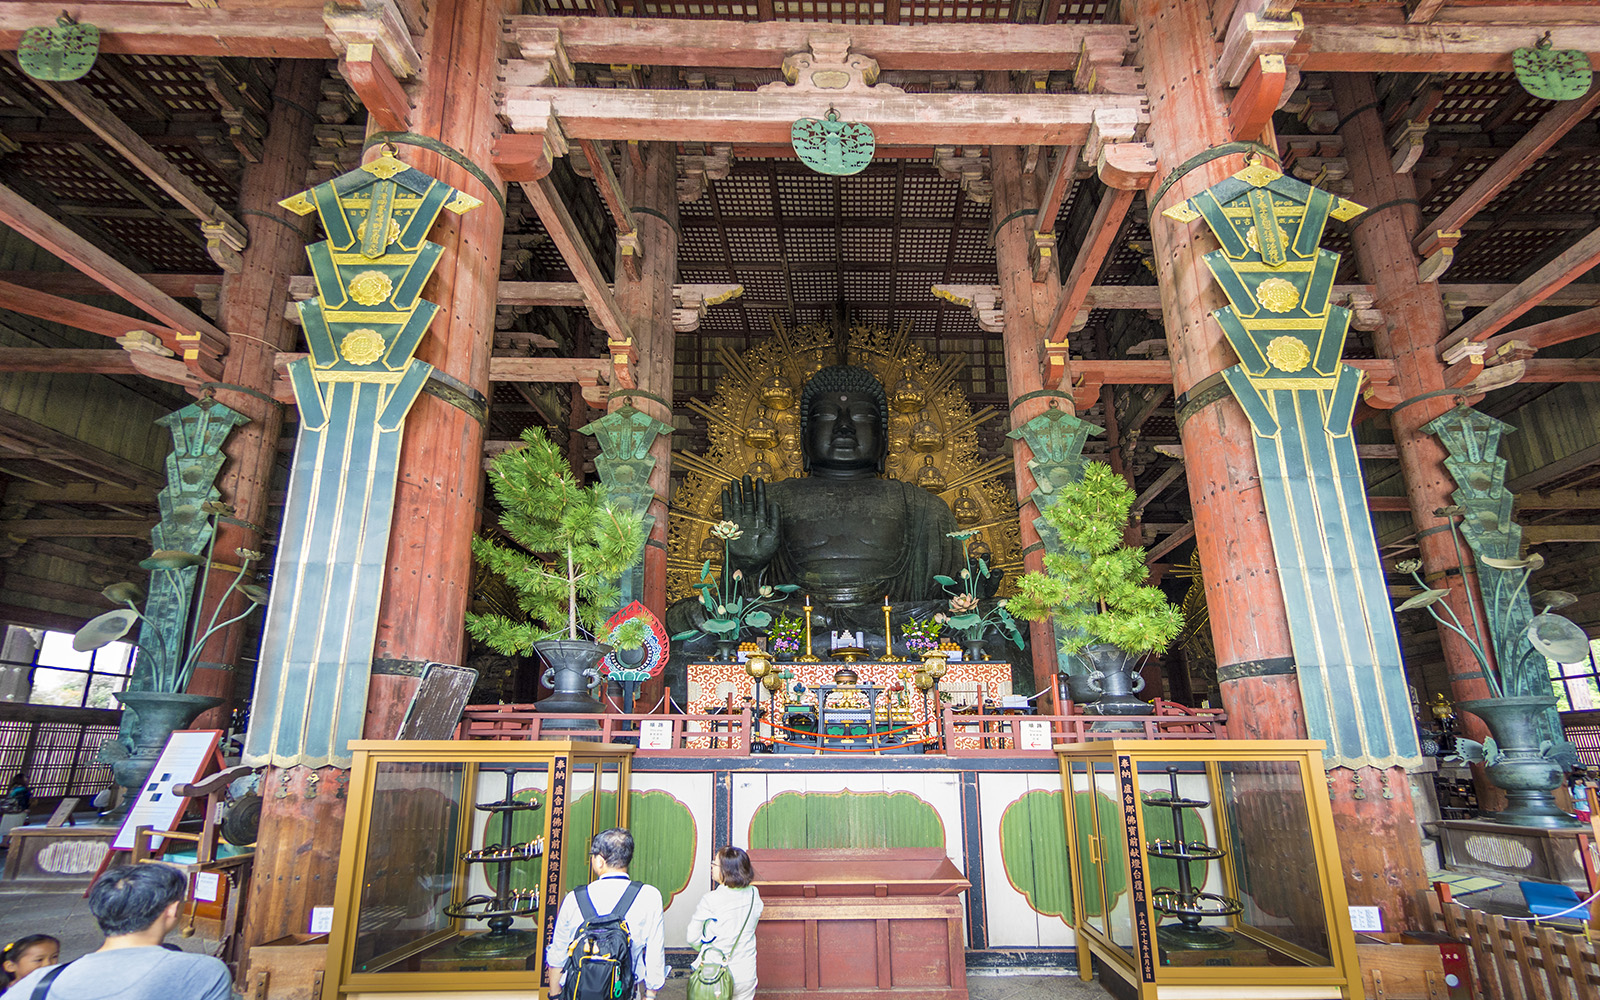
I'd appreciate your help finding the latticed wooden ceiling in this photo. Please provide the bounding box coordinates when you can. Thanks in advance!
[0,2,1598,598]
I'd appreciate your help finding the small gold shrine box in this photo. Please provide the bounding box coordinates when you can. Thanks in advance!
[1055,740,1361,1000]
[324,740,634,999]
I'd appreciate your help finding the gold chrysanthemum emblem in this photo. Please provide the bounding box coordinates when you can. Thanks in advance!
[1256,277,1301,313]
[347,270,393,307]
[1266,336,1312,373]
[339,328,386,366]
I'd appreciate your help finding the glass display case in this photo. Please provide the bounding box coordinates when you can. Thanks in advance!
[325,740,634,998]
[1055,740,1360,1000]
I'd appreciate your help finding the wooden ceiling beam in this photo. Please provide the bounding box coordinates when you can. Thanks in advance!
[0,281,181,345]
[0,4,335,59]
[0,348,143,375]
[504,87,1145,146]
[1524,525,1600,546]
[1298,15,1600,73]
[1438,223,1600,361]
[1519,358,1600,382]
[1507,442,1600,493]
[1145,522,1195,565]
[1044,185,1137,388]
[1367,491,1600,512]
[0,518,159,540]
[0,408,164,490]
[3,482,157,505]
[23,73,249,272]
[0,271,219,300]
[0,181,227,378]
[517,175,633,359]
[511,17,1132,70]
[1486,306,1600,355]
[1416,81,1600,261]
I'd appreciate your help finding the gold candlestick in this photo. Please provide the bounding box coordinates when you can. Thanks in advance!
[799,600,819,662]
[880,597,902,661]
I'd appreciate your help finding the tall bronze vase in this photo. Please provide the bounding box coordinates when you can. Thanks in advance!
[532,639,610,733]
[1459,695,1579,829]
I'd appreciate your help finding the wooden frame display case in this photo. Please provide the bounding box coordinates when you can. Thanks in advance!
[323,740,633,1000]
[1055,740,1360,1000]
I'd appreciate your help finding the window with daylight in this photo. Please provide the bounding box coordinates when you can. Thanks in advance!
[21,631,136,710]
[1550,638,1600,713]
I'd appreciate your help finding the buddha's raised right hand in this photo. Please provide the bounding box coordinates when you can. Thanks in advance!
[720,475,781,570]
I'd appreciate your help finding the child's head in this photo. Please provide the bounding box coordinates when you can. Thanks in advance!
[2,935,60,982]
[712,846,754,888]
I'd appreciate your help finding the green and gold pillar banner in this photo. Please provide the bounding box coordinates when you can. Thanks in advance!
[1164,158,1422,770]
[242,149,481,768]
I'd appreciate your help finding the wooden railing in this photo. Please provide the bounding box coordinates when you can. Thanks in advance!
[457,706,752,756]
[456,703,1225,757]
[1436,896,1600,1000]
[941,706,1228,757]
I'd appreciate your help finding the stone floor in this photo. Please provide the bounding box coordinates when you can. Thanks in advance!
[0,881,1114,1000]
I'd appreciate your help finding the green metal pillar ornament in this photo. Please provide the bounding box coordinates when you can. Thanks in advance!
[17,15,99,81]
[243,147,481,768]
[1164,156,1422,770]
[1006,398,1103,675]
[124,399,250,697]
[1425,406,1566,747]
[579,404,675,607]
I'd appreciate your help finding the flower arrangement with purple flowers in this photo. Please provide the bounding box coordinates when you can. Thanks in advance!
[899,615,944,653]
[768,611,803,654]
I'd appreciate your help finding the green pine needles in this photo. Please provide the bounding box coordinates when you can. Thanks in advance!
[1005,461,1184,656]
[466,426,648,654]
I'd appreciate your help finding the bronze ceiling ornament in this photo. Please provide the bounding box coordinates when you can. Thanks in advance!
[1513,33,1593,101]
[791,108,875,177]
[18,14,99,81]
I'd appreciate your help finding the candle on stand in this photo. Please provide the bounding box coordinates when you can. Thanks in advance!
[800,596,819,662]
[881,595,902,661]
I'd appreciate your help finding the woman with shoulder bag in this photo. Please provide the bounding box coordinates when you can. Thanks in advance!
[685,847,763,1000]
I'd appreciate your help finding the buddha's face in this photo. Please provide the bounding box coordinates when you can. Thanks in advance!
[807,390,881,473]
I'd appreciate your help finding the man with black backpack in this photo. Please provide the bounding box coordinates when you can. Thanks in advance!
[546,828,665,1000]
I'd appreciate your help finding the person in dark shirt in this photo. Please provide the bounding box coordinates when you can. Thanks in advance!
[4,864,230,999]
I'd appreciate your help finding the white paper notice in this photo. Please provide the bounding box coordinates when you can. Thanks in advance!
[1019,719,1051,751]
[309,907,334,934]
[192,871,221,902]
[1348,905,1383,932]
[639,719,674,750]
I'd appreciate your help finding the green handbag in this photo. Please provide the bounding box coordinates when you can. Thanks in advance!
[687,896,754,1000]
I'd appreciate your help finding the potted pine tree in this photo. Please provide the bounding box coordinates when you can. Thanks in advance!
[467,427,647,722]
[1005,461,1185,719]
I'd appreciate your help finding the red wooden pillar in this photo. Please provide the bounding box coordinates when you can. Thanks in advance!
[185,61,322,729]
[242,0,511,952]
[1334,76,1496,725]
[1133,0,1299,738]
[991,143,1063,709]
[612,142,678,708]
[1134,4,1428,929]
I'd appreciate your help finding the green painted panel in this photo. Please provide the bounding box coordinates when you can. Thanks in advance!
[748,790,945,850]
[999,789,1076,924]
[999,788,1209,926]
[627,789,696,907]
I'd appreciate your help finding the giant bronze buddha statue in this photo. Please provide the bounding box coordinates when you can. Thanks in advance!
[667,364,997,649]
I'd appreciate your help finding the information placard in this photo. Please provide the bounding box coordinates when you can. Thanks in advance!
[112,729,222,852]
